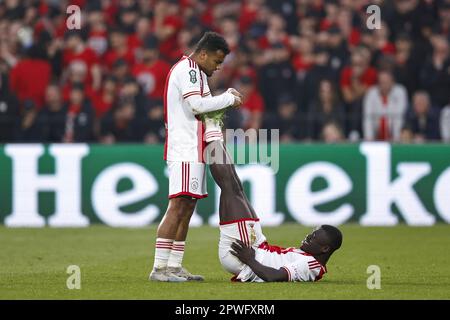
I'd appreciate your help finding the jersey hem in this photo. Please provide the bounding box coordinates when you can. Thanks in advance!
[219,217,260,226]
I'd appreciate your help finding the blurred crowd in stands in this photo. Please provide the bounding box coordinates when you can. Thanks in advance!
[0,0,450,144]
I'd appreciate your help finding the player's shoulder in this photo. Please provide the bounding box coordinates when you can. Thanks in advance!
[295,251,323,271]
[172,56,198,73]
[294,250,318,263]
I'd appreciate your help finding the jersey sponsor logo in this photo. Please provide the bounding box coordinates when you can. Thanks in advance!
[249,223,256,245]
[189,70,197,84]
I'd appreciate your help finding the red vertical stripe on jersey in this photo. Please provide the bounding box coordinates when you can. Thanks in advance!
[237,222,244,244]
[183,162,186,192]
[187,162,190,192]
[197,120,205,162]
[181,162,185,192]
[163,56,187,160]
[239,221,249,246]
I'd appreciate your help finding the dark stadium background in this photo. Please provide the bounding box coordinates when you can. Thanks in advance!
[1,0,449,144]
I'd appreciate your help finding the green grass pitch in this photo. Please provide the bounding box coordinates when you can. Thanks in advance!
[1,224,450,299]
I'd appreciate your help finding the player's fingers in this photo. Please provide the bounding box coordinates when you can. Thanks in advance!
[230,250,238,257]
[236,239,245,246]
[231,242,240,251]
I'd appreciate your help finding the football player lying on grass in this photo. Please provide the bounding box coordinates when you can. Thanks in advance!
[203,116,343,282]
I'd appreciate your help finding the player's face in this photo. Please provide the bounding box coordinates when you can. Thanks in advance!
[300,227,330,255]
[200,50,226,77]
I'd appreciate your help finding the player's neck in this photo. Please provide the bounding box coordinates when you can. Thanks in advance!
[189,53,205,73]
[313,253,330,266]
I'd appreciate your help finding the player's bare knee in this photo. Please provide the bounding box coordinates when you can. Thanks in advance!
[168,197,196,221]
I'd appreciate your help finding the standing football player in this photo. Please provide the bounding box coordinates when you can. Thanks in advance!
[149,32,242,282]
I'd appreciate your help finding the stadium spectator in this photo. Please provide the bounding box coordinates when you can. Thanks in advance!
[399,124,414,144]
[141,99,165,144]
[103,27,136,71]
[111,58,131,87]
[62,83,95,143]
[132,35,171,101]
[419,34,450,108]
[0,71,19,142]
[363,70,408,142]
[91,75,117,119]
[1,0,450,144]
[99,98,143,144]
[152,0,184,63]
[226,75,264,132]
[307,79,345,141]
[14,99,44,142]
[405,91,441,142]
[264,94,304,142]
[321,121,345,144]
[340,46,378,140]
[256,11,295,114]
[86,7,109,57]
[9,44,51,109]
[298,26,345,111]
[118,76,148,119]
[326,26,349,75]
[393,33,420,98]
[441,103,450,142]
[63,30,102,91]
[40,83,67,143]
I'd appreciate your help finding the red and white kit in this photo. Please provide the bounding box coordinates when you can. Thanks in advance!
[219,218,327,282]
[163,55,235,199]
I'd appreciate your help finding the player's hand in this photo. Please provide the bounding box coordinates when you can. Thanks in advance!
[227,88,243,108]
[227,88,243,98]
[231,95,242,108]
[230,240,255,264]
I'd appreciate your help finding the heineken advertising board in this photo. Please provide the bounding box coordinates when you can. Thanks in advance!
[0,143,449,227]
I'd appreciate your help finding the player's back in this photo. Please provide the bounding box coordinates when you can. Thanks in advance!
[164,56,207,162]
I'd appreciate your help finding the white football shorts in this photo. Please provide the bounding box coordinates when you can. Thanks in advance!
[218,218,267,275]
[167,161,208,199]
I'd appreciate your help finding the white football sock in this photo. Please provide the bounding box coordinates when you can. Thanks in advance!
[204,117,223,143]
[153,238,173,270]
[167,241,185,269]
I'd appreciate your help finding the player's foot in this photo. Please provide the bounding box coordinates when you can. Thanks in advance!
[149,267,187,282]
[167,266,205,281]
[202,108,227,143]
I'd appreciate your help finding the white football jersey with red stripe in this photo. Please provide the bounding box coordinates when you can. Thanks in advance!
[164,56,211,162]
[236,243,327,282]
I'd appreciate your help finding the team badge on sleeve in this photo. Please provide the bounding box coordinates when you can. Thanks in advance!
[189,70,197,83]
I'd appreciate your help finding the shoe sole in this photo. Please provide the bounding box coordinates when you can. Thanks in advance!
[149,273,187,282]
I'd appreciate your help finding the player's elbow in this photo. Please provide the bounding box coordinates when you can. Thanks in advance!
[185,97,202,115]
[261,269,289,282]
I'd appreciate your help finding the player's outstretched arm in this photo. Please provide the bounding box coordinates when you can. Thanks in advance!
[230,240,288,282]
[185,91,241,115]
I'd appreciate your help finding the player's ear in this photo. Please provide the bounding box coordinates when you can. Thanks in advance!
[199,49,208,60]
[321,245,331,253]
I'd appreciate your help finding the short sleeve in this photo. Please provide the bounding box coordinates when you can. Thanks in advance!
[282,258,322,282]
